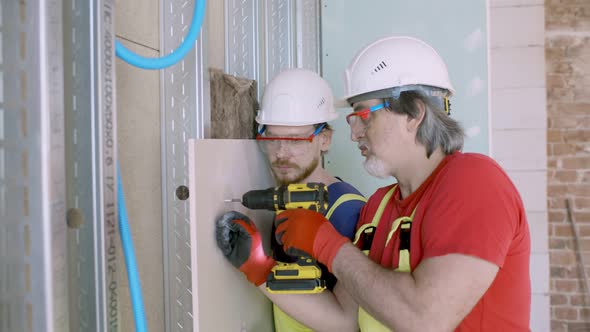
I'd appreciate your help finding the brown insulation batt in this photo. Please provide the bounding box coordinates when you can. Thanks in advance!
[209,68,259,139]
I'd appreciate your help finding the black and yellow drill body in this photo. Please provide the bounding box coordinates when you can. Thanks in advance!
[240,183,328,294]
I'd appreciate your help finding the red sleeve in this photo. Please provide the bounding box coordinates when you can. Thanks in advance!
[421,155,524,268]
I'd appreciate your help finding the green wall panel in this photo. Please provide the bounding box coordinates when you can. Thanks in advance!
[322,0,489,196]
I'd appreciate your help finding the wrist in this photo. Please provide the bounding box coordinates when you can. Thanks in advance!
[330,242,355,278]
[240,255,276,286]
[313,223,349,272]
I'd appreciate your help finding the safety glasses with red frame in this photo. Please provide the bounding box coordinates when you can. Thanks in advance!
[255,123,326,142]
[345,101,390,126]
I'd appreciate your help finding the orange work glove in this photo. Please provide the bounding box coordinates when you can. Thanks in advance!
[274,209,349,272]
[216,211,275,286]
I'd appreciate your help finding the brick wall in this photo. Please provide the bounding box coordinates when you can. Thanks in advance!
[546,0,590,331]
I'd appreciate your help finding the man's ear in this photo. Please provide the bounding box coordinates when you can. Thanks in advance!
[319,129,332,152]
[407,99,426,133]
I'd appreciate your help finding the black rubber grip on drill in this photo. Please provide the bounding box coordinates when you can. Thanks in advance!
[241,188,276,211]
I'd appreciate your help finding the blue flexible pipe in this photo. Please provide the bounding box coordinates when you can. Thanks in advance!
[115,0,207,69]
[115,1,206,330]
[117,165,148,332]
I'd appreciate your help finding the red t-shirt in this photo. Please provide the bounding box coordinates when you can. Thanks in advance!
[356,152,531,331]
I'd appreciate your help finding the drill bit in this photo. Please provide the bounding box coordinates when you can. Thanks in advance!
[224,198,241,203]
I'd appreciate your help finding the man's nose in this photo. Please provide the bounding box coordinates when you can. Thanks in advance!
[350,121,365,142]
[275,142,290,158]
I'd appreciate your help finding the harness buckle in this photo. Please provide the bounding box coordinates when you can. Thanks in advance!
[360,225,376,251]
[399,221,412,251]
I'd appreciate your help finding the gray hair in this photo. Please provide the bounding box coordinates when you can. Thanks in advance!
[385,90,464,158]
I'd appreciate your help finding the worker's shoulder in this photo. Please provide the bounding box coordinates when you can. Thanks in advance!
[328,180,365,198]
[439,152,521,200]
[445,152,508,180]
[365,183,397,205]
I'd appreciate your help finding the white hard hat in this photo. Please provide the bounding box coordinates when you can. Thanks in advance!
[256,68,338,126]
[338,36,455,107]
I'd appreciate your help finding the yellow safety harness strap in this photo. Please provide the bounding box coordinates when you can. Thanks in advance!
[325,193,367,220]
[355,186,419,331]
[353,186,397,246]
[385,207,417,246]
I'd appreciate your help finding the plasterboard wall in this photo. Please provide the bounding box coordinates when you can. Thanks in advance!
[115,0,164,329]
[189,139,275,332]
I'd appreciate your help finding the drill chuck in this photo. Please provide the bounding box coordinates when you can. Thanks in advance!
[240,188,276,211]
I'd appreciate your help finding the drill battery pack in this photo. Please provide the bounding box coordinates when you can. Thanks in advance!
[266,258,326,294]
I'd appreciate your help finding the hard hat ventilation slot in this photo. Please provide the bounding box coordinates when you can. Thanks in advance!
[373,61,388,73]
[317,97,326,109]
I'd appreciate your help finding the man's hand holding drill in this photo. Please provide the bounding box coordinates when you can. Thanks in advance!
[274,209,349,272]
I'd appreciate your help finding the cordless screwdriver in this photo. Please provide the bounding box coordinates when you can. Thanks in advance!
[225,182,329,294]
[227,182,328,213]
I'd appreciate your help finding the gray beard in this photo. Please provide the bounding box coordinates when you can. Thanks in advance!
[364,156,389,179]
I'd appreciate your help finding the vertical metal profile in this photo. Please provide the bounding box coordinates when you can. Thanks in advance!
[161,0,208,330]
[264,0,293,86]
[63,0,118,331]
[96,2,118,327]
[224,0,319,97]
[0,1,68,331]
[225,0,259,81]
[159,0,320,330]
[195,13,210,141]
[295,0,320,72]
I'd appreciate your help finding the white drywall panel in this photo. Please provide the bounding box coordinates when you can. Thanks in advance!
[189,139,275,332]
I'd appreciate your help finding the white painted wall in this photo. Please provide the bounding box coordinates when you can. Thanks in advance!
[488,0,549,331]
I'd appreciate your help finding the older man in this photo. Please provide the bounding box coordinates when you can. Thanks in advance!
[273,36,531,332]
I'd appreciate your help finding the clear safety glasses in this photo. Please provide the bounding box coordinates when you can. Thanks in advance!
[256,123,325,155]
[345,101,390,127]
